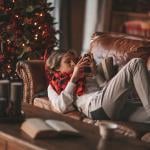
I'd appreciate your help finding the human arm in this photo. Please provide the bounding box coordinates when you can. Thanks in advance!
[48,82,76,113]
[87,54,107,87]
[47,55,89,113]
[70,56,89,82]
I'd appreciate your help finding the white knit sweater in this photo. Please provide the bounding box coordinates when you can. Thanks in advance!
[47,73,107,117]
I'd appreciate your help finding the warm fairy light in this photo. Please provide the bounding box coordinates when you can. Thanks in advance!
[7,39,10,43]
[34,34,38,40]
[15,15,19,18]
[7,64,11,68]
[0,0,56,80]
[39,13,43,17]
[42,31,45,35]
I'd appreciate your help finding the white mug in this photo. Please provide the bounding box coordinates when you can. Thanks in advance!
[99,121,118,139]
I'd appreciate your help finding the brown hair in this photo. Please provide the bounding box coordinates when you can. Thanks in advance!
[45,50,78,73]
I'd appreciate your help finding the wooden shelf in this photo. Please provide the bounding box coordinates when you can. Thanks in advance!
[110,11,150,33]
[112,11,150,19]
[110,0,150,35]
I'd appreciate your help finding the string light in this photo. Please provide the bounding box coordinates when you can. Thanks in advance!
[42,31,45,35]
[7,64,11,69]
[39,13,43,17]
[7,39,11,43]
[38,26,42,30]
[34,34,38,40]
[15,15,19,18]
[34,22,37,26]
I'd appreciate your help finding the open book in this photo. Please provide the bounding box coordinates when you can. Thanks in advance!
[20,118,79,139]
[97,57,118,84]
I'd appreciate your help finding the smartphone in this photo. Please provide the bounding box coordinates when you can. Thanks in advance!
[84,66,91,73]
[83,53,91,59]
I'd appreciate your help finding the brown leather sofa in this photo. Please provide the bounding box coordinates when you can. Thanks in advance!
[90,32,150,68]
[16,32,150,123]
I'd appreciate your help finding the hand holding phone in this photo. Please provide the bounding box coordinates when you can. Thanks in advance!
[82,53,92,74]
[83,53,97,76]
[82,53,91,63]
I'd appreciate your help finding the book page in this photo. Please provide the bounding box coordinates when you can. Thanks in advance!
[45,120,79,134]
[21,118,56,138]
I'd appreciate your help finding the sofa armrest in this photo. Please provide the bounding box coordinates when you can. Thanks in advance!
[16,60,47,104]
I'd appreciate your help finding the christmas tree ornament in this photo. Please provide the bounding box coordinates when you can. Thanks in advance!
[0,0,58,80]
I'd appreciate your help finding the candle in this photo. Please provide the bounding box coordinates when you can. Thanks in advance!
[0,97,7,117]
[10,82,23,115]
[0,80,10,100]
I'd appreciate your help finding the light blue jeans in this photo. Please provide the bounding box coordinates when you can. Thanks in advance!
[92,58,150,122]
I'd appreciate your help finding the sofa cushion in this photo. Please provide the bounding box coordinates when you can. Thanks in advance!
[33,97,85,121]
[34,97,59,112]
[33,90,48,99]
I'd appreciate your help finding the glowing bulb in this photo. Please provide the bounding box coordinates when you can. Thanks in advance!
[7,65,11,68]
[34,22,37,26]
[34,35,38,40]
[7,39,10,43]
[40,13,43,17]
[38,26,41,29]
[42,31,45,35]
[22,43,25,46]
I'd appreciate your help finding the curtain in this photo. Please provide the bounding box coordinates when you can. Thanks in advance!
[82,0,112,53]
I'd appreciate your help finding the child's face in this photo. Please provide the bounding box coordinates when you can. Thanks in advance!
[57,52,77,73]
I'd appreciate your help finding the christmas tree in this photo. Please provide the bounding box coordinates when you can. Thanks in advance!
[0,0,57,80]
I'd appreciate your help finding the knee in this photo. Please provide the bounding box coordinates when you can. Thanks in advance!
[130,58,144,64]
[127,58,145,72]
[128,58,144,67]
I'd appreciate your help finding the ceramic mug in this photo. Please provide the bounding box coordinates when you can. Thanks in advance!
[99,121,118,139]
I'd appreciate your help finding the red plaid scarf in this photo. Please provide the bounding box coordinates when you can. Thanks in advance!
[48,71,85,96]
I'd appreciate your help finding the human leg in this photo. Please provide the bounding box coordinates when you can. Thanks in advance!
[128,106,150,123]
[102,58,150,120]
